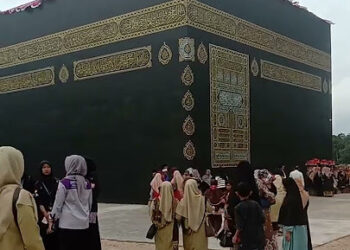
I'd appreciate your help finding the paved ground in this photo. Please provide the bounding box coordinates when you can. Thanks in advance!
[100,235,350,250]
[99,194,350,249]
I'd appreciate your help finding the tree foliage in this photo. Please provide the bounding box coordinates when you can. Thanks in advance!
[333,133,350,163]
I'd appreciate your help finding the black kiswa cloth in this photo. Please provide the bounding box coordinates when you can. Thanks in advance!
[278,178,308,226]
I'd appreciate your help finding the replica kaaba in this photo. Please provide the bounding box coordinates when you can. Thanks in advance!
[0,0,332,203]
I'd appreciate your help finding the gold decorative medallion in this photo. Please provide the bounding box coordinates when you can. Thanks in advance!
[59,64,69,83]
[74,46,152,81]
[197,42,208,64]
[182,90,195,111]
[251,58,259,77]
[158,43,172,65]
[260,60,322,92]
[323,79,328,93]
[179,37,195,62]
[0,67,55,94]
[182,115,195,136]
[183,140,196,160]
[210,45,250,168]
[181,65,194,86]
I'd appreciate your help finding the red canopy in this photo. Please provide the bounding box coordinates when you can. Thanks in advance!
[305,158,320,166]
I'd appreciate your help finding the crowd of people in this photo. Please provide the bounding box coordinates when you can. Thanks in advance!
[0,146,101,250]
[306,163,350,197]
[0,144,337,250]
[149,163,313,250]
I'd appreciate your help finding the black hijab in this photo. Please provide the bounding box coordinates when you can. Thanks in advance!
[235,161,260,203]
[84,157,100,212]
[278,178,308,226]
[39,160,57,192]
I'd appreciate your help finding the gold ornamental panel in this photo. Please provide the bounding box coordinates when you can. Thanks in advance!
[183,140,196,160]
[183,115,196,136]
[251,58,259,77]
[0,0,331,72]
[158,42,173,65]
[0,67,55,94]
[181,65,194,86]
[187,1,331,72]
[73,46,152,81]
[197,42,208,64]
[0,0,186,69]
[260,60,322,92]
[210,44,250,168]
[59,64,69,83]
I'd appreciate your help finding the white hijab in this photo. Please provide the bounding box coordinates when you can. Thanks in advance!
[65,155,88,201]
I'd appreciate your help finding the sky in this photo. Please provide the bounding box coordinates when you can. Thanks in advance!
[0,0,35,11]
[297,0,350,134]
[0,0,349,134]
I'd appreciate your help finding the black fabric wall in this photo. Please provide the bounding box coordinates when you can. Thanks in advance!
[189,28,332,173]
[0,0,331,203]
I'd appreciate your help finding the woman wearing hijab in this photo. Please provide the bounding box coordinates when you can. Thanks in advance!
[278,178,309,250]
[35,160,59,250]
[204,179,226,236]
[85,157,102,250]
[255,169,278,250]
[0,146,44,250]
[176,179,213,250]
[290,171,313,250]
[270,169,286,235]
[50,155,92,250]
[202,169,213,186]
[171,169,184,201]
[151,172,163,200]
[151,181,179,250]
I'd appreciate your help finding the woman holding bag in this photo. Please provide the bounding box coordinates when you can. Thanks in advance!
[176,179,213,250]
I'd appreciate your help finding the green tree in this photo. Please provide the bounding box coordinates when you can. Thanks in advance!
[333,133,350,164]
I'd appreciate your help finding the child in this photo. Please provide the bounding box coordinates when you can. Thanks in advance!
[233,182,265,250]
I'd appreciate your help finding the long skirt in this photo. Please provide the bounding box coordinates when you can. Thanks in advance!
[183,222,208,250]
[263,209,278,250]
[155,221,178,250]
[39,222,59,250]
[282,225,308,250]
[59,228,89,250]
[88,222,102,250]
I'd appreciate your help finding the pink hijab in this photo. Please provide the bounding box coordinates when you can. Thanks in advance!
[171,170,184,194]
[150,173,163,195]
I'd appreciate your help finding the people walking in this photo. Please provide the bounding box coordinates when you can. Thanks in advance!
[151,181,179,250]
[255,169,278,250]
[85,157,102,250]
[35,160,59,250]
[176,179,213,250]
[50,155,92,250]
[270,169,286,235]
[290,169,313,250]
[278,178,309,250]
[233,182,265,250]
[0,146,44,250]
